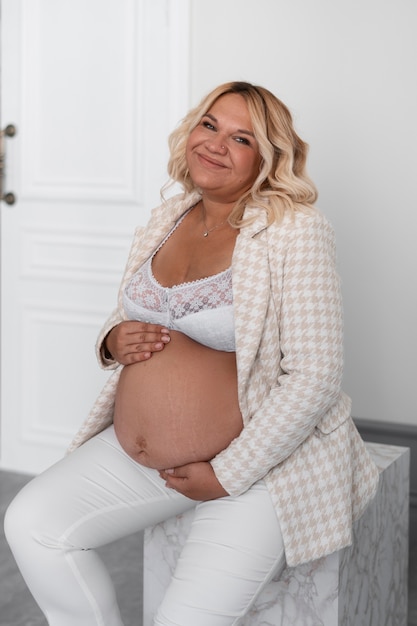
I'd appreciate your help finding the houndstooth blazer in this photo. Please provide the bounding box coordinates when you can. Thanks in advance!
[68,192,379,567]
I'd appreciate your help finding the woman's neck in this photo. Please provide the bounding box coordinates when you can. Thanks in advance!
[198,197,235,224]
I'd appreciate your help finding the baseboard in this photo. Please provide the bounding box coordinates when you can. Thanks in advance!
[354,417,417,509]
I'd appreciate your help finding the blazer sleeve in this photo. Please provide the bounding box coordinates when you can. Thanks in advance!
[95,226,146,370]
[210,210,345,496]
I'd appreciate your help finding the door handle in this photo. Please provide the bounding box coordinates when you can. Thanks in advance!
[0,124,17,205]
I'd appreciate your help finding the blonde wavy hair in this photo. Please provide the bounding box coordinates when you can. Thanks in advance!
[166,81,318,226]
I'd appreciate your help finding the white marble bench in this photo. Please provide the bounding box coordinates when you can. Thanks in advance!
[143,443,409,625]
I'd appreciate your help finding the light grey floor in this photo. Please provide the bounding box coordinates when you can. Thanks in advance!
[1,469,416,626]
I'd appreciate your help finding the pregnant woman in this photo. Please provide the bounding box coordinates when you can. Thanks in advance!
[5,81,379,626]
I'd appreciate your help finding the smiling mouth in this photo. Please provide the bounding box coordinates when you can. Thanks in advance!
[197,153,228,169]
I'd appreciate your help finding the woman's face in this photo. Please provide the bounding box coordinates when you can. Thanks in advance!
[186,93,261,203]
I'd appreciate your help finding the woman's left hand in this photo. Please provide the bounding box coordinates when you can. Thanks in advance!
[159,462,229,501]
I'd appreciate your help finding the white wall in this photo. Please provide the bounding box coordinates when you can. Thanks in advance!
[189,0,417,426]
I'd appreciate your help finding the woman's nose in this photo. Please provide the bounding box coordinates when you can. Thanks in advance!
[206,136,227,154]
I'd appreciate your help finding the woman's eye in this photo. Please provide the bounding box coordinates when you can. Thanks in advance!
[235,136,250,146]
[202,121,215,130]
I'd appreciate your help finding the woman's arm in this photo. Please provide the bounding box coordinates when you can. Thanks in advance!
[211,210,345,496]
[95,225,170,369]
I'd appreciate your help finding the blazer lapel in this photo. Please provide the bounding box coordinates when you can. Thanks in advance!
[232,209,270,412]
[125,192,202,280]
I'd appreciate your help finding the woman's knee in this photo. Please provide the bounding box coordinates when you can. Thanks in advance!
[4,486,36,552]
[4,478,57,555]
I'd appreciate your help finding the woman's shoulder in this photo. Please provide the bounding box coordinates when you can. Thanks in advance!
[286,204,332,229]
[268,204,335,239]
[264,205,337,260]
[148,190,201,222]
[130,191,201,242]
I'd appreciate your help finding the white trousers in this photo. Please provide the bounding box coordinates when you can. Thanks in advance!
[5,425,286,626]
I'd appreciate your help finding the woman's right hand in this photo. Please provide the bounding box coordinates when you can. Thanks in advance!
[104,321,170,365]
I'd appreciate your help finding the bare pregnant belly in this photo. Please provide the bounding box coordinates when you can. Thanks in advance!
[113,331,243,469]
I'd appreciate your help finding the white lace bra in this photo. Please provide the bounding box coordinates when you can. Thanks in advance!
[123,216,236,352]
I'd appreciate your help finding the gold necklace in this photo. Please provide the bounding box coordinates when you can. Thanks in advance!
[201,204,228,237]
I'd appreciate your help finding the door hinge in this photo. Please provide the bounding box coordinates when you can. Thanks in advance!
[0,124,17,205]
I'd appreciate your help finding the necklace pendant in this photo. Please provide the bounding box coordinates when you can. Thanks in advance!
[203,231,209,237]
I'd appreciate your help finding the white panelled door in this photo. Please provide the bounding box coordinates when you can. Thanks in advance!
[0,0,189,474]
